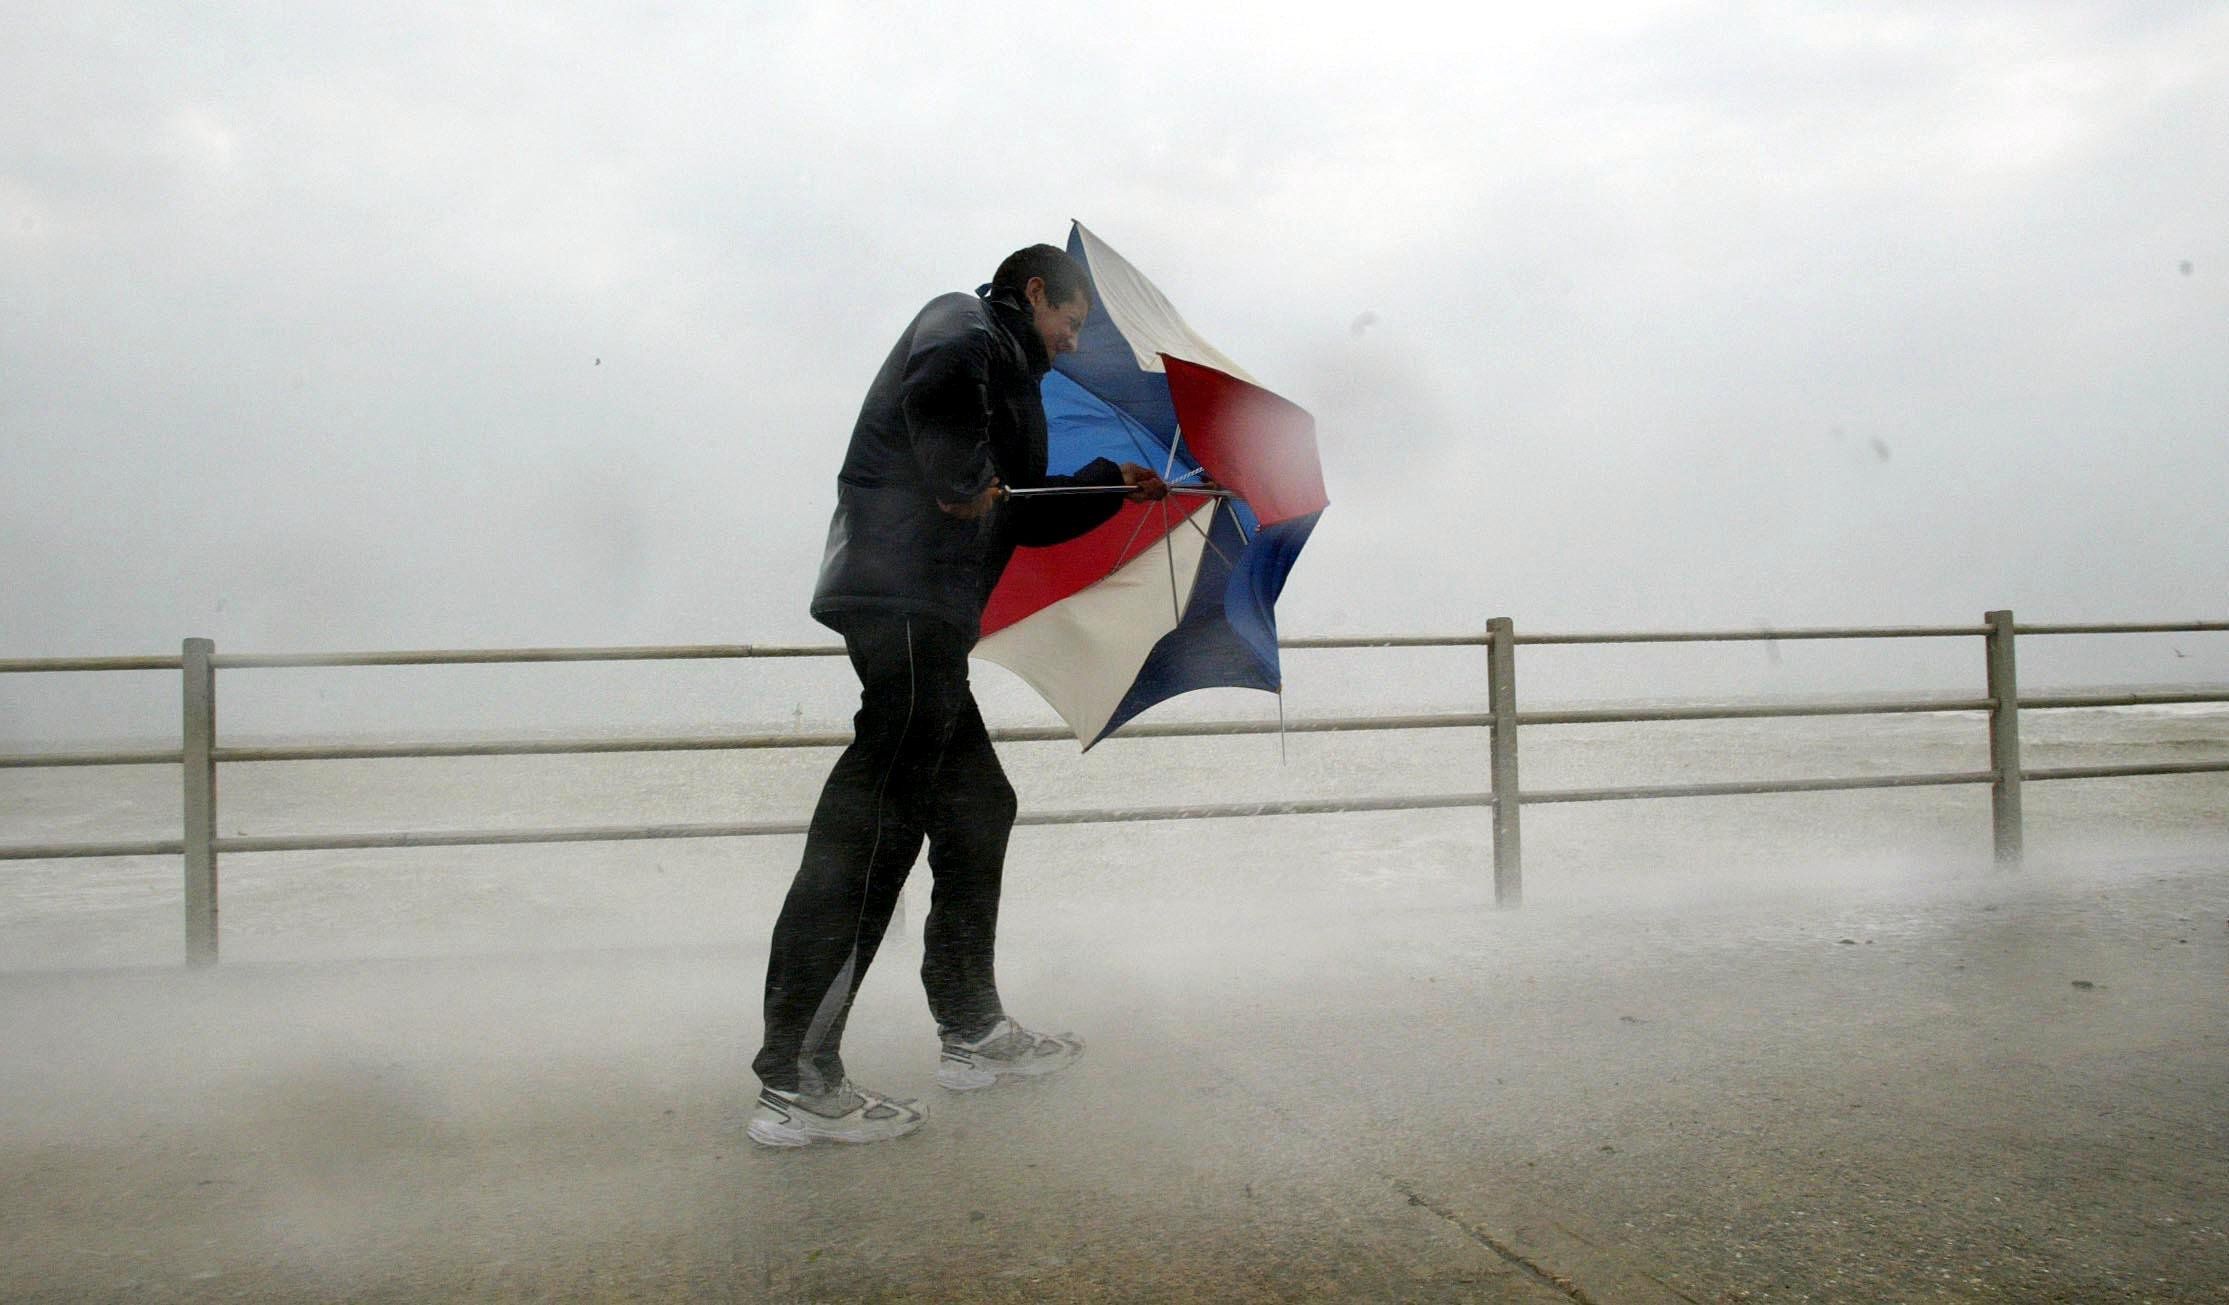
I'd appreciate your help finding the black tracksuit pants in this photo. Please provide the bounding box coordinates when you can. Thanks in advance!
[753,613,1016,1094]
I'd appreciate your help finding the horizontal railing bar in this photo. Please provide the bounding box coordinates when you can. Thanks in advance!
[0,838,184,861]
[1519,769,1997,805]
[210,714,1500,762]
[1278,634,1489,649]
[17,623,2223,673]
[209,793,1499,853]
[217,735,859,761]
[2022,691,2229,709]
[197,697,2051,766]
[211,644,847,668]
[0,749,184,769]
[2017,622,2229,636]
[219,823,807,852]
[0,656,182,673]
[2023,760,2229,782]
[16,762,2227,856]
[128,688,2228,766]
[1015,793,1494,825]
[1516,625,1990,645]
[216,638,1493,667]
[19,692,2215,770]
[1519,698,1995,725]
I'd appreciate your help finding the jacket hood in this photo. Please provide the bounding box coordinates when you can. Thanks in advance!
[978,284,1054,377]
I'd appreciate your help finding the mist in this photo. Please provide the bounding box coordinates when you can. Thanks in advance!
[7,4,2229,1299]
[7,2,2228,745]
[6,715,2227,1295]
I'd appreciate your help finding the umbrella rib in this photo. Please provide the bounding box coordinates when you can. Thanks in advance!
[1159,495,1182,625]
[1177,499,1238,572]
[1114,499,1157,567]
[1158,424,1201,626]
[1111,413,1185,565]
[1059,366,1175,474]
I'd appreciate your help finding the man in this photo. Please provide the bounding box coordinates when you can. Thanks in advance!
[747,244,1167,1148]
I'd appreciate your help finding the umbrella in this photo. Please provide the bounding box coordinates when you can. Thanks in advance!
[975,222,1327,748]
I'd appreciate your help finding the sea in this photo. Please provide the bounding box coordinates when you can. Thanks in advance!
[3,665,2223,972]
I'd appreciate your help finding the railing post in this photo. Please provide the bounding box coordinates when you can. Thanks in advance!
[183,637,218,965]
[1487,617,1522,907]
[1983,610,2023,867]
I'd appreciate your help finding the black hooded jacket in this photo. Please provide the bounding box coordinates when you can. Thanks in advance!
[809,285,1127,643]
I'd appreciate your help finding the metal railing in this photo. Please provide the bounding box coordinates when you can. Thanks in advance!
[3,612,2225,964]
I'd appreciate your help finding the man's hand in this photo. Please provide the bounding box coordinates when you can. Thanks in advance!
[939,479,1003,521]
[1119,462,1168,502]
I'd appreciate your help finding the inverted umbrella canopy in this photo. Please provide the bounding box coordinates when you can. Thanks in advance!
[975,222,1327,748]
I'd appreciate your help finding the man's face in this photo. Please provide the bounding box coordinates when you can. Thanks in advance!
[1026,278,1090,358]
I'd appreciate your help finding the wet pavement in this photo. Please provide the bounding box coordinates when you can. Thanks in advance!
[3,843,2226,1301]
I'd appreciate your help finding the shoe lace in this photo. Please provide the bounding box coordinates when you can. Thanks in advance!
[991,1023,1058,1059]
[818,1080,870,1112]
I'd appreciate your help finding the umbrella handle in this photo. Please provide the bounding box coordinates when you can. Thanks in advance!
[1001,485,1236,499]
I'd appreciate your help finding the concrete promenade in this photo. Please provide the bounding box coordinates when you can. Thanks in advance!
[4,844,2226,1302]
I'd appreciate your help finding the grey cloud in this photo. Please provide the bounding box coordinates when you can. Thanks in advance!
[5,3,2226,742]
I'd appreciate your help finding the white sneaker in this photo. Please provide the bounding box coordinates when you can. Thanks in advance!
[746,1081,926,1148]
[936,1018,1084,1091]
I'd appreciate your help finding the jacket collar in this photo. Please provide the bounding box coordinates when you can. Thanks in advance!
[979,284,1053,376]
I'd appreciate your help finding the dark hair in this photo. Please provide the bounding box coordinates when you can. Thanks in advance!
[992,244,1092,307]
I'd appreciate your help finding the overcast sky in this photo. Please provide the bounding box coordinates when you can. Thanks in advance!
[5,1,2225,737]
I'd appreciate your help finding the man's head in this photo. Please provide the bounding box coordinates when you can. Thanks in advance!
[992,244,1092,358]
